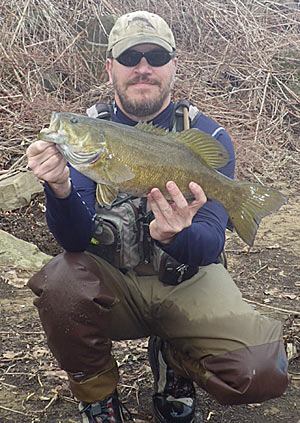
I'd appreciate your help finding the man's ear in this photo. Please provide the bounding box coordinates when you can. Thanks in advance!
[106,58,113,84]
[173,57,178,72]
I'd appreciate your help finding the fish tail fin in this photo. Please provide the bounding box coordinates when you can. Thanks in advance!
[227,182,286,246]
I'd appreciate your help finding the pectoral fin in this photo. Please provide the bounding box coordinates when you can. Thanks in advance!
[103,157,135,183]
[96,184,118,206]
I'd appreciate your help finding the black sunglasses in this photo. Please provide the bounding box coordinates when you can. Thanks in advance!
[115,50,175,67]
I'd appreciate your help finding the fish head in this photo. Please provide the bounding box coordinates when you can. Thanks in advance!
[37,112,107,165]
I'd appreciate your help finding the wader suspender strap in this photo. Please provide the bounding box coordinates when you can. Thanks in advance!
[170,99,202,132]
[88,100,202,132]
[86,102,114,120]
[137,197,153,265]
[181,99,190,130]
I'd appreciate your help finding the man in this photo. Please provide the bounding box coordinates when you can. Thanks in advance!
[26,11,288,423]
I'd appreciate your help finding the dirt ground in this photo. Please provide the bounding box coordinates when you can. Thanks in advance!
[0,182,299,423]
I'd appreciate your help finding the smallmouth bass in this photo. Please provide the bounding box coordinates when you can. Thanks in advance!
[37,112,286,246]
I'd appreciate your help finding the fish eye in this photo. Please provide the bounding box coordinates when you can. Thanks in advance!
[70,117,78,124]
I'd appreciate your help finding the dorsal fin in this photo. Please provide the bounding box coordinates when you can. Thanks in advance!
[173,128,229,168]
[135,121,169,136]
[135,121,229,169]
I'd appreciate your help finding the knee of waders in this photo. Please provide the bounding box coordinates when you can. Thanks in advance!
[203,340,289,405]
[27,252,117,322]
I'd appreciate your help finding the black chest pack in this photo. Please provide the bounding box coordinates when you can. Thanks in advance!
[85,101,203,281]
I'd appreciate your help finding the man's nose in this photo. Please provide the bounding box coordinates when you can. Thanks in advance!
[134,57,152,72]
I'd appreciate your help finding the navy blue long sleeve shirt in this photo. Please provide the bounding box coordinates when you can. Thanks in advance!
[45,102,235,266]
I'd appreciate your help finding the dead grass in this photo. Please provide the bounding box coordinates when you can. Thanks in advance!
[0,0,299,181]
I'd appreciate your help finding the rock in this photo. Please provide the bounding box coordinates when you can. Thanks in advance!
[74,15,117,80]
[0,171,43,211]
[42,15,117,91]
[264,407,281,416]
[0,229,52,272]
[75,14,116,56]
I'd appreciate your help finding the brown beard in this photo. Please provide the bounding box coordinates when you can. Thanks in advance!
[112,73,175,118]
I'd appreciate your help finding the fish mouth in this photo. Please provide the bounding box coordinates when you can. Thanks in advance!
[56,145,103,165]
[38,127,68,144]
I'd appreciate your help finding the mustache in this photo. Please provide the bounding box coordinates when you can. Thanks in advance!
[126,77,160,87]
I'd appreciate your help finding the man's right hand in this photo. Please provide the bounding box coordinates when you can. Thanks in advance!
[26,140,71,198]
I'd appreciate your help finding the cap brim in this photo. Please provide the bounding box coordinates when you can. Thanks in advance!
[111,35,173,58]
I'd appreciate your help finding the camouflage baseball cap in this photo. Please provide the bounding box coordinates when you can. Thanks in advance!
[107,11,176,58]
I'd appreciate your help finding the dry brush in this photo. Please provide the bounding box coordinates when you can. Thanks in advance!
[0,0,299,181]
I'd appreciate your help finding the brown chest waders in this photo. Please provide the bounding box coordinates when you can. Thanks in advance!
[28,251,288,404]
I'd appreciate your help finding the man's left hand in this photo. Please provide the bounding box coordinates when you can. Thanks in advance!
[147,181,207,244]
